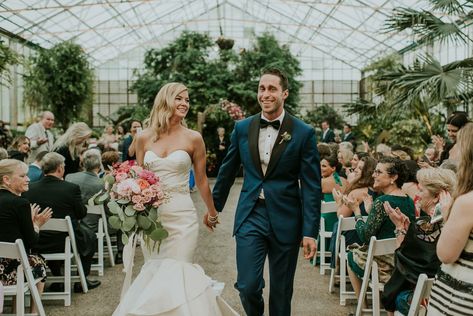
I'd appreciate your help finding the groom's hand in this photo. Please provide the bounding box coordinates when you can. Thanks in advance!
[302,237,317,260]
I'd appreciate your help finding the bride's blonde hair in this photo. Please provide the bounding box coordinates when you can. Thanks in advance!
[148,82,188,141]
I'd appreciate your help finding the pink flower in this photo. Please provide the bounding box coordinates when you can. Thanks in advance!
[115,172,128,182]
[142,188,155,198]
[142,195,152,204]
[131,165,144,174]
[157,191,164,199]
[116,178,140,196]
[132,195,144,205]
[133,203,145,211]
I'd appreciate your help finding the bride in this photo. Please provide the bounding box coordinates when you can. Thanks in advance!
[113,83,237,316]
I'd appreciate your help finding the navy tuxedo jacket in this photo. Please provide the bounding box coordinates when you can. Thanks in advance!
[213,113,322,244]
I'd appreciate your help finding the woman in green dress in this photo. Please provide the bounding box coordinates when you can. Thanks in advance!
[344,157,416,302]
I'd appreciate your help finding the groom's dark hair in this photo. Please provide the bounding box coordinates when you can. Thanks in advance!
[261,67,289,91]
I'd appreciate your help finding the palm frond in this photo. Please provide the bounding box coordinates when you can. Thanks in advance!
[379,55,473,108]
[384,8,469,44]
[430,0,465,15]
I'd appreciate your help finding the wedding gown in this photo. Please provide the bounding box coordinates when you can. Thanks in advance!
[113,150,238,316]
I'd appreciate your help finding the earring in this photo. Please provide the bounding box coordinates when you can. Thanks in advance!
[390,181,394,184]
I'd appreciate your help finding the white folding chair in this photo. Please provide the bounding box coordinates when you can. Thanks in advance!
[87,205,115,276]
[356,236,397,316]
[40,216,88,306]
[329,215,368,305]
[0,239,46,316]
[316,201,338,275]
[407,274,434,316]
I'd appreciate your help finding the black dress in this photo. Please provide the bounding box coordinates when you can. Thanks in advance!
[0,189,47,285]
[55,145,80,176]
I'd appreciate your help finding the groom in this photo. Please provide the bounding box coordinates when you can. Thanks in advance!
[212,68,322,316]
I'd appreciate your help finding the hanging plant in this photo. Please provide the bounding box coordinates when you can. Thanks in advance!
[216,36,235,50]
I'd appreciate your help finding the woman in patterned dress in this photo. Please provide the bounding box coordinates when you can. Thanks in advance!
[427,122,473,315]
[0,159,52,314]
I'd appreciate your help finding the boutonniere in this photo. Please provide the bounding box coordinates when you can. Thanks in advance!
[279,131,292,144]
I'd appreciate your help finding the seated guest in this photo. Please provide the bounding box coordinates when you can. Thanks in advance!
[0,147,8,160]
[427,123,473,315]
[344,157,416,302]
[8,136,30,162]
[382,168,456,316]
[27,151,48,183]
[100,150,120,178]
[0,159,52,314]
[330,156,377,268]
[65,149,104,233]
[23,152,100,291]
[53,122,92,176]
[319,155,348,262]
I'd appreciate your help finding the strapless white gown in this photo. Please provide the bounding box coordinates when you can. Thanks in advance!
[113,150,238,316]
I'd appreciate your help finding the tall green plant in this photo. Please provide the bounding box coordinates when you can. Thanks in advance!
[0,39,20,86]
[24,41,94,129]
[131,31,238,124]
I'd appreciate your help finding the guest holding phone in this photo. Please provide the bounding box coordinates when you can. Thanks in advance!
[122,120,142,161]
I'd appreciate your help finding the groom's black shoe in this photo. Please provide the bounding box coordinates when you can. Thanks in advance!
[74,279,101,293]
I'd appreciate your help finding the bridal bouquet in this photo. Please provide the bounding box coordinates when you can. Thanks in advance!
[91,160,169,247]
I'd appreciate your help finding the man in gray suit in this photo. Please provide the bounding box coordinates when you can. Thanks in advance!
[65,148,104,233]
[25,111,55,163]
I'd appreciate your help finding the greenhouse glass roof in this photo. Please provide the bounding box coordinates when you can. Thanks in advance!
[0,0,441,76]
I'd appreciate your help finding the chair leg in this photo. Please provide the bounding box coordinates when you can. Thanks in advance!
[65,239,71,306]
[16,266,25,316]
[320,235,326,275]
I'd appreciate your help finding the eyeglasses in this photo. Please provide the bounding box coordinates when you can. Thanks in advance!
[373,169,388,176]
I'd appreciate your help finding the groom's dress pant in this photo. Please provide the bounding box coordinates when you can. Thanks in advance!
[235,199,299,316]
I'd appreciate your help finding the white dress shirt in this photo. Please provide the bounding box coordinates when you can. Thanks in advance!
[258,110,285,198]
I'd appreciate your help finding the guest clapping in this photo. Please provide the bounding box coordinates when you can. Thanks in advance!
[0,159,52,314]
[23,152,100,291]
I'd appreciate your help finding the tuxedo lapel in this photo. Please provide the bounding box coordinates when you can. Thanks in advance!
[265,114,294,178]
[248,115,264,178]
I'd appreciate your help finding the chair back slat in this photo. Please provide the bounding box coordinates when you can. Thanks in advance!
[0,241,20,259]
[40,218,68,232]
[86,204,103,215]
[372,237,397,256]
[321,202,337,213]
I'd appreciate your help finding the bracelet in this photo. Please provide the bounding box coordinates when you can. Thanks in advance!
[208,213,219,223]
[394,228,407,237]
[354,214,363,223]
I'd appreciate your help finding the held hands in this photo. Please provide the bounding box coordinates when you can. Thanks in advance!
[384,201,409,231]
[203,210,220,232]
[302,237,317,260]
[30,203,53,228]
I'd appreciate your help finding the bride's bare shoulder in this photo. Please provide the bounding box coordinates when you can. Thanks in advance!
[183,128,203,141]
[136,128,154,142]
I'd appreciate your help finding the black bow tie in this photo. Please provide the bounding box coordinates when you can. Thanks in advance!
[260,119,280,130]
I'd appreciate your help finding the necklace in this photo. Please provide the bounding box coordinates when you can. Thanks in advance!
[383,186,402,196]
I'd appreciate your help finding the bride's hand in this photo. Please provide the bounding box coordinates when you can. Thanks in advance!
[203,210,219,232]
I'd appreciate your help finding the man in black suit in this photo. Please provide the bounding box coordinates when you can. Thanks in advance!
[23,152,101,291]
[321,120,335,143]
[341,123,356,146]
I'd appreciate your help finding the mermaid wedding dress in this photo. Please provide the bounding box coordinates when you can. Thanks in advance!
[113,150,238,316]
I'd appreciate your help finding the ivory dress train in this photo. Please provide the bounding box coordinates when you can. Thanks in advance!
[113,150,238,316]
